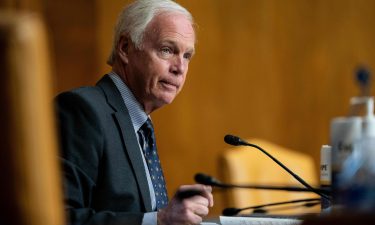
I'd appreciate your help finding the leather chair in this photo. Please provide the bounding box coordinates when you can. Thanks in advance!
[0,12,64,225]
[220,138,320,215]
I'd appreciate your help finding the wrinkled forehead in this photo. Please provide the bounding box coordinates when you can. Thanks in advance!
[145,12,196,43]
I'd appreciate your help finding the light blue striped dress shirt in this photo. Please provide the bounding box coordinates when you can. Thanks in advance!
[109,72,158,225]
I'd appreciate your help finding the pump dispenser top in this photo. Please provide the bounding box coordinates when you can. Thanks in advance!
[350,96,375,138]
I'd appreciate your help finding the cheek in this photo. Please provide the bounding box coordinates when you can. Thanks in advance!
[181,75,187,88]
[174,74,187,94]
[156,60,170,73]
[150,61,169,81]
[141,62,159,85]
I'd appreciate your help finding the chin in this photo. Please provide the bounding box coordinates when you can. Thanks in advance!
[161,97,175,105]
[150,90,179,109]
[158,94,177,105]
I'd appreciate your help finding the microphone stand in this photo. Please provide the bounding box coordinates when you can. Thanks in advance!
[194,173,331,194]
[222,198,321,216]
[224,135,331,201]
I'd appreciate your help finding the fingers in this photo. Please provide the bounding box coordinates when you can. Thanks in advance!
[177,184,214,207]
[176,197,209,224]
[204,185,214,207]
[158,184,214,225]
[158,199,205,225]
[180,199,207,223]
[176,185,213,221]
[185,197,210,217]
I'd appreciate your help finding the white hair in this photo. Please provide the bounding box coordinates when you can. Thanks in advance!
[107,0,194,65]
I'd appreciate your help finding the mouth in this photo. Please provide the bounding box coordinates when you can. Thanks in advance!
[159,80,179,91]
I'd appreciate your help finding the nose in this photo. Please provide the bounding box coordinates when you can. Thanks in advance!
[170,55,187,76]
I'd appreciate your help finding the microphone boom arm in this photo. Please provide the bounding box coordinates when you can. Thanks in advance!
[194,173,330,194]
[245,142,330,200]
[217,183,328,193]
[222,198,321,216]
[224,135,331,201]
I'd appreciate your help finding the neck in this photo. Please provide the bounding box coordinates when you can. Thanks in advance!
[112,64,155,115]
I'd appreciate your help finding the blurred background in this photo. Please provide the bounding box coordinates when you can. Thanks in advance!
[2,0,375,217]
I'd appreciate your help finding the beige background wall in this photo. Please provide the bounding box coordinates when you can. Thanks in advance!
[3,0,375,216]
[96,0,375,215]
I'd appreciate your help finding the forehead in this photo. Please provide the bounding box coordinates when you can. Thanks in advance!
[144,12,196,49]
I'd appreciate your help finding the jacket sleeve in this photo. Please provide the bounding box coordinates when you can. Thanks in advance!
[55,91,144,225]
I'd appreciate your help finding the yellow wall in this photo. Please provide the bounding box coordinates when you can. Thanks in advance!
[95,0,375,215]
[5,0,375,216]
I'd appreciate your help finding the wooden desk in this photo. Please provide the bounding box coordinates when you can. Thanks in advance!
[302,212,375,225]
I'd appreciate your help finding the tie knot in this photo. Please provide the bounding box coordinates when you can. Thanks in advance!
[138,118,156,151]
[140,118,154,135]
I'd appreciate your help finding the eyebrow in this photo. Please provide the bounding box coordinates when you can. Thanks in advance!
[162,39,195,55]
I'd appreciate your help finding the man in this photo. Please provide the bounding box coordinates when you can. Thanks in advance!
[55,0,213,225]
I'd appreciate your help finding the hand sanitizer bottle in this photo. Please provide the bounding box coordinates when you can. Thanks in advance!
[339,97,375,212]
[330,111,362,211]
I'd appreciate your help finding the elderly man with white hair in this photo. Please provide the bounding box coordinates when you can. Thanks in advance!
[55,0,213,225]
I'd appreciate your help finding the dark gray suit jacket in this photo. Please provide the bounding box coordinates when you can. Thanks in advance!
[55,75,153,225]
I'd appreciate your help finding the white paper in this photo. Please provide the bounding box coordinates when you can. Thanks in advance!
[220,216,302,225]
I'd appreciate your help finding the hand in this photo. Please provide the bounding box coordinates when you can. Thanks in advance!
[157,184,214,225]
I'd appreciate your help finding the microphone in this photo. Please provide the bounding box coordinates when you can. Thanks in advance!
[194,173,223,186]
[224,135,248,146]
[222,198,321,216]
[194,173,330,194]
[224,134,331,201]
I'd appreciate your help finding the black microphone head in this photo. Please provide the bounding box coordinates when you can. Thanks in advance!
[222,207,241,216]
[194,173,221,186]
[304,201,321,208]
[224,134,246,146]
[252,208,267,214]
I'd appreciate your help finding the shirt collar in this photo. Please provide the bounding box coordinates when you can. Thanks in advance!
[108,71,148,132]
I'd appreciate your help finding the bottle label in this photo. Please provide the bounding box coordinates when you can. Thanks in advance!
[330,117,362,208]
[320,145,332,211]
[320,145,331,185]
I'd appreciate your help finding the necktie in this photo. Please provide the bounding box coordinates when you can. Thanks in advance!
[137,119,168,209]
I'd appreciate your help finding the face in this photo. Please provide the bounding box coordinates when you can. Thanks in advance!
[121,12,195,114]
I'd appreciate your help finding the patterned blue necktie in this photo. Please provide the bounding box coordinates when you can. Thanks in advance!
[137,119,168,209]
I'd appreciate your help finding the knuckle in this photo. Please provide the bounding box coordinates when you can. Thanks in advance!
[193,215,203,224]
[181,199,190,208]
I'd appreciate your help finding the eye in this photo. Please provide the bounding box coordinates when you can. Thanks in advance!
[183,52,193,61]
[160,47,173,56]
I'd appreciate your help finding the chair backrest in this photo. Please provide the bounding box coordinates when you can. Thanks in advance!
[220,138,319,214]
[0,12,65,225]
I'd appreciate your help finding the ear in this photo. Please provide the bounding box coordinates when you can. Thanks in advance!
[117,35,130,64]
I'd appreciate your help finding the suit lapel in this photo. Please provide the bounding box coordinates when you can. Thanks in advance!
[97,75,152,212]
